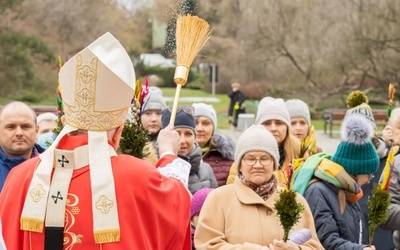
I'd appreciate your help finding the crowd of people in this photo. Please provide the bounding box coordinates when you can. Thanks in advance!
[0,32,399,250]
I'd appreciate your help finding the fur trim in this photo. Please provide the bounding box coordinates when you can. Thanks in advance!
[340,114,374,145]
[212,133,235,161]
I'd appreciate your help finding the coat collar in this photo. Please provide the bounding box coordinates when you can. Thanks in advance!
[234,176,281,211]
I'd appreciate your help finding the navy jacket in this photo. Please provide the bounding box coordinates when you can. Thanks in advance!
[304,181,369,250]
[0,144,45,191]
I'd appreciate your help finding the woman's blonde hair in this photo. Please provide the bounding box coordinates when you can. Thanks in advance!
[282,131,300,167]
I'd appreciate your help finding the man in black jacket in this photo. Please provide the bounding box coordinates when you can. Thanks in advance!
[227,82,245,130]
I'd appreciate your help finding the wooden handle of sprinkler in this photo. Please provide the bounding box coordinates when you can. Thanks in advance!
[169,65,190,125]
[169,84,182,125]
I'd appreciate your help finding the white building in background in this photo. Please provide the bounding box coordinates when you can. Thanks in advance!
[139,53,175,68]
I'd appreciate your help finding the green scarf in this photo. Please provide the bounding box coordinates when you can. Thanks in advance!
[291,152,330,194]
[292,152,360,196]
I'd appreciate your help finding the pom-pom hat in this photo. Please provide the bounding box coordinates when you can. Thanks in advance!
[235,125,280,171]
[332,114,379,175]
[345,90,377,130]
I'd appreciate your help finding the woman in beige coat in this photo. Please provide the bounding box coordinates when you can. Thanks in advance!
[195,125,323,250]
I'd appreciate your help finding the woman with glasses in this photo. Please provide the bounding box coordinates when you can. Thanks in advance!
[161,106,217,195]
[192,103,235,186]
[226,97,300,187]
[195,125,322,250]
[292,114,378,250]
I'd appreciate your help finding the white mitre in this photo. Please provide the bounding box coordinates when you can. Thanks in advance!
[20,32,135,244]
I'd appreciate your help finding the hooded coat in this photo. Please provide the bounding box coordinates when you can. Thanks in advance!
[202,133,235,186]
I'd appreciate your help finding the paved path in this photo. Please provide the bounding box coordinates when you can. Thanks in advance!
[219,129,341,155]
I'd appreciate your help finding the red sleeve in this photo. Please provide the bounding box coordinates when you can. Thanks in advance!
[155,154,178,168]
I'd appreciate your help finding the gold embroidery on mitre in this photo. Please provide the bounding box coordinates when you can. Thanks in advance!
[63,54,127,131]
[29,184,46,202]
[95,195,114,214]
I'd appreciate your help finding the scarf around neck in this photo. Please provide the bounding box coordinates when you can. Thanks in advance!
[292,153,362,203]
[239,173,277,201]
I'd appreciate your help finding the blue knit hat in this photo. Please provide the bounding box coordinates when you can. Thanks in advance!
[332,114,379,175]
[161,107,196,132]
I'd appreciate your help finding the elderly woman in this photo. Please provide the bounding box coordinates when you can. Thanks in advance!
[195,125,323,250]
[192,103,235,186]
[227,97,300,187]
[292,114,378,250]
[161,106,217,194]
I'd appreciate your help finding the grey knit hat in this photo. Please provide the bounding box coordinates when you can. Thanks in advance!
[141,92,166,113]
[286,99,311,125]
[235,125,280,171]
[255,97,291,127]
[192,103,218,132]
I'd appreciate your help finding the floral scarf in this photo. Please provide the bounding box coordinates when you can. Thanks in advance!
[239,173,278,201]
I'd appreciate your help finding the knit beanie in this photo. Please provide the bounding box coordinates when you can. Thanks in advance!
[255,97,291,127]
[235,125,280,171]
[286,99,311,125]
[161,107,196,132]
[345,90,376,130]
[332,114,379,175]
[345,103,377,130]
[36,112,58,125]
[141,91,167,113]
[190,188,214,218]
[192,103,218,132]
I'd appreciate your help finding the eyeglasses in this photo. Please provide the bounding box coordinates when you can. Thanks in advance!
[242,155,273,167]
[163,106,194,115]
[368,174,374,181]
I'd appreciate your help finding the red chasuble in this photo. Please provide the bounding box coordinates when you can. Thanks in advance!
[0,135,191,249]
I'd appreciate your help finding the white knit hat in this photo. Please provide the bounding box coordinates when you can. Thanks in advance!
[235,125,280,171]
[21,32,134,244]
[192,103,218,132]
[286,99,311,125]
[37,112,58,125]
[255,97,291,127]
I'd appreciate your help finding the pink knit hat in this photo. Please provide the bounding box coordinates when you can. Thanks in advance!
[190,188,214,218]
